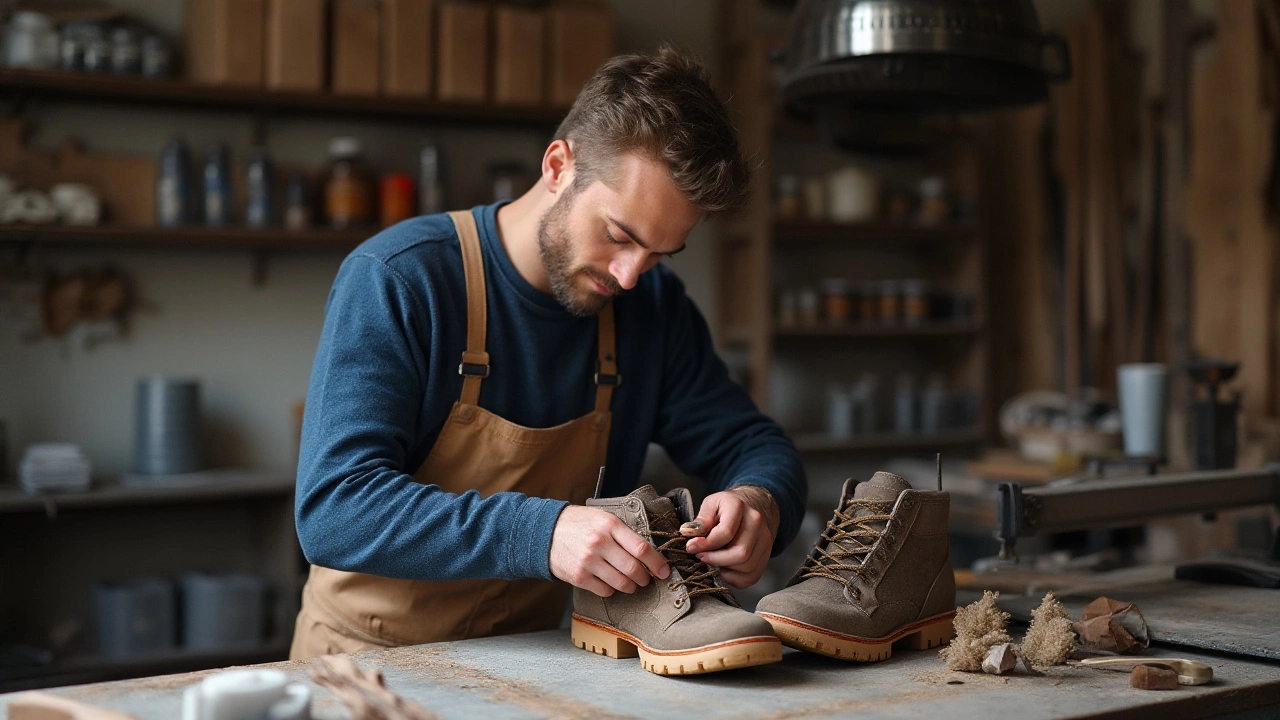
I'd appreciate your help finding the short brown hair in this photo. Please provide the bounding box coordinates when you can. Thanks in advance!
[554,46,751,216]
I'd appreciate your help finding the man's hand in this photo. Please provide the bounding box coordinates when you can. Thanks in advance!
[684,486,779,589]
[549,505,670,597]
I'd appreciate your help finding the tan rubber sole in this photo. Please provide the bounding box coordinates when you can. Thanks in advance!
[757,610,956,661]
[571,614,782,676]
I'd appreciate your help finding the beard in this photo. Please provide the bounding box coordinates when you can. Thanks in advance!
[536,186,626,317]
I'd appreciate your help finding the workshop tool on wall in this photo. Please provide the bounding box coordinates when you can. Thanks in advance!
[1186,359,1241,470]
[181,669,310,720]
[1067,656,1214,686]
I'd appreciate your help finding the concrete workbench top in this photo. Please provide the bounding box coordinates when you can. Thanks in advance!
[3,629,1279,719]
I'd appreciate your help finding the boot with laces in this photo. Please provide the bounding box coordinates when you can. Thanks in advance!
[755,471,955,661]
[570,485,782,675]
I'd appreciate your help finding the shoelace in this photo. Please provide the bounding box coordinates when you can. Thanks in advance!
[798,499,893,592]
[648,510,730,601]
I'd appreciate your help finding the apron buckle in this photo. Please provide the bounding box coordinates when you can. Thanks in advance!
[459,362,490,377]
[594,372,621,387]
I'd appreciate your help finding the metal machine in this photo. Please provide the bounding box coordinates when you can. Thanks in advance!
[995,466,1280,585]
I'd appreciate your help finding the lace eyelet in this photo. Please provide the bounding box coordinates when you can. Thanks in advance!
[674,597,686,609]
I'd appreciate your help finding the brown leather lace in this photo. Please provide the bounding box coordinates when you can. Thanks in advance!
[648,510,731,601]
[799,499,893,591]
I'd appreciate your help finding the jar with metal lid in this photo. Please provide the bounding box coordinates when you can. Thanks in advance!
[110,27,141,75]
[820,278,852,324]
[323,137,375,229]
[901,278,929,325]
[879,279,902,324]
[5,12,59,69]
[141,35,172,78]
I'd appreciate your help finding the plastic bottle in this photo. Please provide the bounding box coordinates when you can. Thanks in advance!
[284,172,310,230]
[156,138,191,227]
[245,148,274,228]
[203,143,231,226]
[323,137,374,229]
[419,145,444,215]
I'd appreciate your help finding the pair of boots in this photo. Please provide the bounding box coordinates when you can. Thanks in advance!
[570,471,957,676]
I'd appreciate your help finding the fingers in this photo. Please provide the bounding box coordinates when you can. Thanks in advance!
[685,494,742,554]
[548,505,670,598]
[611,523,671,580]
[706,535,771,589]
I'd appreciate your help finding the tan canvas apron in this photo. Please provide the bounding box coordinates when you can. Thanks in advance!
[291,210,617,659]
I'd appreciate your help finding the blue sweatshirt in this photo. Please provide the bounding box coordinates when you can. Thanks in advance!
[296,203,807,582]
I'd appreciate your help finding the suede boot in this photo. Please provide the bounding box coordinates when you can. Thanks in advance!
[755,471,956,661]
[571,485,782,675]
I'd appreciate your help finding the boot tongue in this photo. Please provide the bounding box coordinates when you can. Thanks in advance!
[631,485,677,528]
[849,471,911,520]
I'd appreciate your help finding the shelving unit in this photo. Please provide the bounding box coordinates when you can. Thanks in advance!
[0,472,299,692]
[0,69,567,126]
[0,224,368,252]
[0,66,559,690]
[716,0,988,455]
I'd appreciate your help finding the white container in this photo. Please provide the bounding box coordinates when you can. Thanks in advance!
[1118,363,1168,458]
[5,12,59,69]
[827,166,880,223]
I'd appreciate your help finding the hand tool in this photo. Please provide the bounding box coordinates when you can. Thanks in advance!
[1067,656,1213,685]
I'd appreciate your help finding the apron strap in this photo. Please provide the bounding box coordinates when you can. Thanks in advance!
[449,210,489,407]
[594,301,618,412]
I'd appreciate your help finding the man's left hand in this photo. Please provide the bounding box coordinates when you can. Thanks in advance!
[683,485,779,589]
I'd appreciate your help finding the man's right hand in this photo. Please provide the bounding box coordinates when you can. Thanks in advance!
[549,505,670,597]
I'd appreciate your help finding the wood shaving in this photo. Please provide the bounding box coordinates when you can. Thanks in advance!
[1020,591,1078,669]
[940,590,1012,672]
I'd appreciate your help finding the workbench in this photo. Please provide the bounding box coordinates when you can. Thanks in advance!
[2,629,1278,719]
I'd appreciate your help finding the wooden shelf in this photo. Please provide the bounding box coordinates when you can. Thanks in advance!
[0,640,290,692]
[0,224,370,251]
[774,319,982,339]
[790,427,985,453]
[0,470,294,514]
[0,69,567,126]
[773,220,974,244]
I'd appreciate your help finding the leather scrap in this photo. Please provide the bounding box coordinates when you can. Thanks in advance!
[1072,596,1150,653]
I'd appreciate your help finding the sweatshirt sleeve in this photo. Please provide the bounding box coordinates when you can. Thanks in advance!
[294,254,566,582]
[651,277,808,556]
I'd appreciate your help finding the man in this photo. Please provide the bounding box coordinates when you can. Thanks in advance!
[291,47,806,658]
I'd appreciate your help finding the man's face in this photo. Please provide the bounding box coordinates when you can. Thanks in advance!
[537,152,702,317]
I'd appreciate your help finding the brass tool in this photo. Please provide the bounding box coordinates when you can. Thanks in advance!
[1067,656,1213,685]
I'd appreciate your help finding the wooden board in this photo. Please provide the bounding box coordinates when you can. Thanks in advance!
[2,629,1279,719]
[1000,577,1280,660]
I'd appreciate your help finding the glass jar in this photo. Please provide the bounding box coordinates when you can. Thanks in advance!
[110,27,141,75]
[820,278,852,324]
[245,148,275,228]
[902,278,929,325]
[6,12,59,69]
[418,144,444,215]
[202,142,231,226]
[141,35,172,78]
[879,279,902,325]
[776,174,801,220]
[379,172,415,227]
[323,137,375,229]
